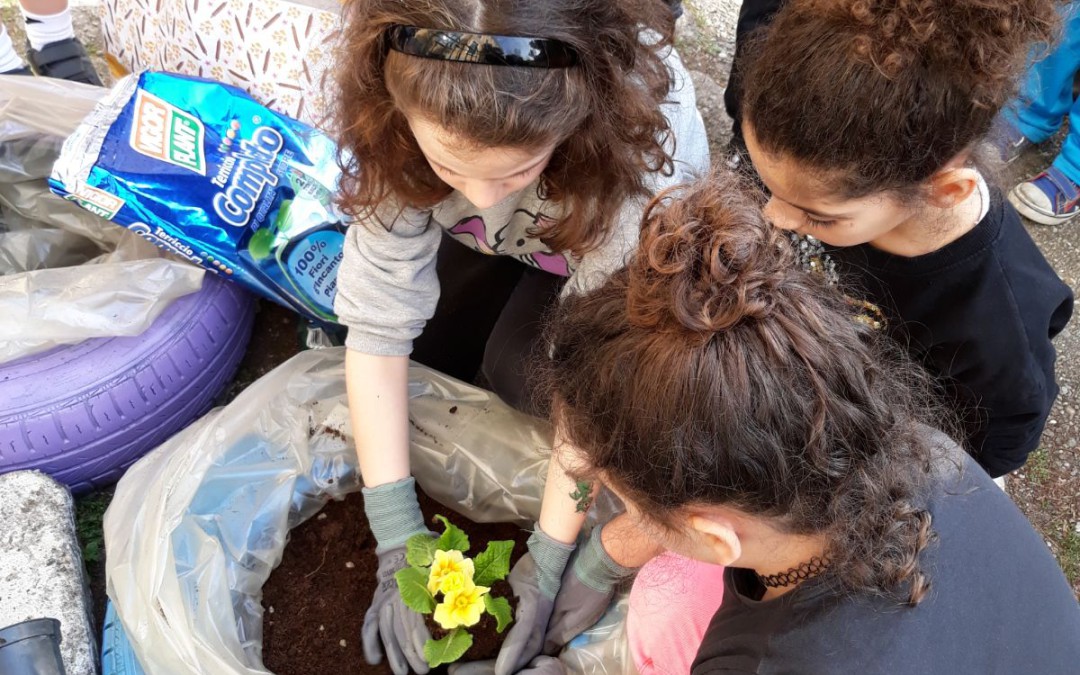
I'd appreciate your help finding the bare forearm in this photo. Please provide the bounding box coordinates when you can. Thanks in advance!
[345,349,411,488]
[538,432,595,545]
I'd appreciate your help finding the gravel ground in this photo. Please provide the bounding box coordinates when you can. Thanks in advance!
[2,0,1075,601]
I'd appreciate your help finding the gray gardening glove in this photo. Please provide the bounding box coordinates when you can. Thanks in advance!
[361,477,433,675]
[450,656,566,674]
[543,522,637,654]
[492,527,576,675]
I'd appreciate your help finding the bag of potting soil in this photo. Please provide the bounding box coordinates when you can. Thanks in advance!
[50,71,345,323]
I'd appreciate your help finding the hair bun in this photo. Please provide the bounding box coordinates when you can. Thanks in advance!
[800,0,1060,107]
[625,171,795,334]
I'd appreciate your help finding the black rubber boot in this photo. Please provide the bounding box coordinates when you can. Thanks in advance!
[0,618,66,675]
[1,65,33,76]
[26,36,102,86]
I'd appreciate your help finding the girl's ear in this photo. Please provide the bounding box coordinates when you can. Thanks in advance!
[926,167,979,209]
[688,514,742,566]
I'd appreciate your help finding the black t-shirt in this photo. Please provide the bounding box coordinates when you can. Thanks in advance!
[823,193,1073,476]
[691,451,1080,674]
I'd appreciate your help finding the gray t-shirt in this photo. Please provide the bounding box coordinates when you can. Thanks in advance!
[692,451,1080,674]
[333,46,709,356]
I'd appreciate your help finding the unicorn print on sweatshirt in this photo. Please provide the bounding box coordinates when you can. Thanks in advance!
[445,209,575,277]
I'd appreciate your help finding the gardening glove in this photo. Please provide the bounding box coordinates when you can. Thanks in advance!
[542,522,637,654]
[450,656,566,674]
[492,527,576,675]
[362,477,433,675]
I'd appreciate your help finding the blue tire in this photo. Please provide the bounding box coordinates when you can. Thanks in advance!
[101,601,144,675]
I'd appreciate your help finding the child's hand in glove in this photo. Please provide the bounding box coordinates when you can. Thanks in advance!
[490,527,575,675]
[543,521,637,654]
[361,476,434,675]
[363,546,432,674]
[451,655,566,674]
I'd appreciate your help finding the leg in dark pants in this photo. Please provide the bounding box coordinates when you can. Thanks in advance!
[723,0,785,149]
[411,235,524,383]
[410,235,563,416]
[481,266,563,417]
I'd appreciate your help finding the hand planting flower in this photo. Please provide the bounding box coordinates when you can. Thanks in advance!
[428,550,475,594]
[434,582,490,630]
[395,515,517,668]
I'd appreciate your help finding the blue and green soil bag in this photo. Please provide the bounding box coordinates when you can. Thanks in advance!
[50,71,345,323]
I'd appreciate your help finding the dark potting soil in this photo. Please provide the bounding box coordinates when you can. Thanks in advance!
[218,301,304,404]
[261,488,530,674]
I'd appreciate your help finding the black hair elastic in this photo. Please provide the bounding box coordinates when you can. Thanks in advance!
[386,25,578,68]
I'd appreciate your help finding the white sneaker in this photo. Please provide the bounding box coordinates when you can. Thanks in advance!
[1008,166,1080,226]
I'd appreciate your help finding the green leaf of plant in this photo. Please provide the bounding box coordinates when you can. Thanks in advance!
[83,540,101,564]
[483,594,513,634]
[395,566,435,614]
[472,540,514,586]
[424,627,473,667]
[406,533,438,568]
[434,514,470,553]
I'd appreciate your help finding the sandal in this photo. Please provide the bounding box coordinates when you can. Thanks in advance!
[26,37,102,86]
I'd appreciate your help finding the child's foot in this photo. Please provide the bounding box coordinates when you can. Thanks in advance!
[1008,165,1080,225]
[26,37,102,86]
[990,117,1034,164]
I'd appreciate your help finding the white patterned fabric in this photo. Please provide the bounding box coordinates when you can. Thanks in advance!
[101,0,339,125]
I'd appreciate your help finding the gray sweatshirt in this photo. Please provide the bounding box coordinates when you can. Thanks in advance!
[335,46,709,356]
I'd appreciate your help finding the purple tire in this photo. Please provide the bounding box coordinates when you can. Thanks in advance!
[0,274,255,493]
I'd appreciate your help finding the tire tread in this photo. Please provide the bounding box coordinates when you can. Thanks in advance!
[0,277,255,492]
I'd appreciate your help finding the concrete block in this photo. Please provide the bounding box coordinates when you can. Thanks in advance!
[0,471,97,675]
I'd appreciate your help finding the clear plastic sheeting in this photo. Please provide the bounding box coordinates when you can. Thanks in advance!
[103,348,632,674]
[0,218,99,274]
[0,75,204,363]
[564,595,634,675]
[0,75,123,247]
[0,235,206,362]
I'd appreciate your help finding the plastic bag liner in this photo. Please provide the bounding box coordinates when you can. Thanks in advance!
[103,347,633,674]
[0,75,204,364]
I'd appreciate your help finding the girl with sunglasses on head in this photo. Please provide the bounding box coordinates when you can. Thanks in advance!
[541,173,1080,674]
[329,1,708,673]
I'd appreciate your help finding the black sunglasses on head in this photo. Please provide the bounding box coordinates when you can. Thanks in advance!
[386,25,579,68]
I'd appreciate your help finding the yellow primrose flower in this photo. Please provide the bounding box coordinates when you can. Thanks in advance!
[427,550,475,595]
[436,570,469,595]
[433,582,490,630]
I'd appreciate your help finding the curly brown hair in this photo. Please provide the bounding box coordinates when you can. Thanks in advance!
[543,171,956,604]
[744,0,1062,198]
[331,0,676,257]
